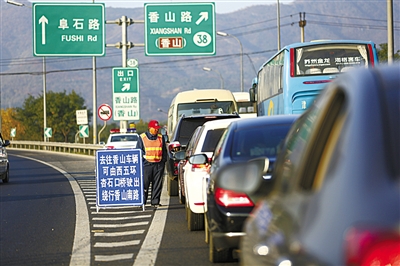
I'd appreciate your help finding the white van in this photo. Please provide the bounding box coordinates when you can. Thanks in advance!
[233,92,257,118]
[167,89,237,140]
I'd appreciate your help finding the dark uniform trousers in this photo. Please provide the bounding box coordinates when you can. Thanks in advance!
[143,162,165,205]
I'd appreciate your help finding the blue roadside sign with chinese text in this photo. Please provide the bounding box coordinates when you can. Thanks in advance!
[96,149,144,207]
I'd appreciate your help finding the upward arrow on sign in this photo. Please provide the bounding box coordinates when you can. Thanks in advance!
[39,15,48,45]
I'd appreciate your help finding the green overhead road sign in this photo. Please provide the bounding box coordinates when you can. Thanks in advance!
[33,3,105,56]
[144,2,216,56]
[112,68,140,121]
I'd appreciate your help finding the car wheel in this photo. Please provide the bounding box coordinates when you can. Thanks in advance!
[204,214,209,243]
[168,178,178,196]
[178,176,185,204]
[185,202,189,221]
[188,208,204,231]
[2,167,9,183]
[209,233,229,263]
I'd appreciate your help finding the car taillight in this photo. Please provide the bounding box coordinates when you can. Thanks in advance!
[106,146,114,149]
[168,141,181,152]
[191,163,208,172]
[344,226,400,266]
[173,161,179,175]
[214,187,254,207]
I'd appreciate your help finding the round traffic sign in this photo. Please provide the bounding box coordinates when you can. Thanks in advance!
[98,104,112,121]
[127,58,138,68]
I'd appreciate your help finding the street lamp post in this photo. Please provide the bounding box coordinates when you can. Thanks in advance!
[7,0,48,142]
[277,0,281,50]
[203,67,224,89]
[217,31,243,92]
[157,108,167,114]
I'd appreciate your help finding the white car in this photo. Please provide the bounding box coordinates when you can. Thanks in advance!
[104,132,139,149]
[178,118,240,231]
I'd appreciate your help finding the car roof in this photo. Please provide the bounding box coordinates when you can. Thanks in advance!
[180,113,240,120]
[229,115,300,128]
[201,118,241,129]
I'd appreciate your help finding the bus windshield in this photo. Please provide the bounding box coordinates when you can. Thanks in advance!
[177,101,235,118]
[295,44,370,76]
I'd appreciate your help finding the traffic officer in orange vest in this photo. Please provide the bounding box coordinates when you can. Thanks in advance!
[136,120,167,208]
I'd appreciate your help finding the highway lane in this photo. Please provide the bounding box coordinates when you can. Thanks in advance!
[3,150,239,266]
[0,152,76,265]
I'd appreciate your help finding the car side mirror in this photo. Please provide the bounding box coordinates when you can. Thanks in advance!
[174,150,186,160]
[188,154,208,165]
[99,141,105,145]
[3,140,10,147]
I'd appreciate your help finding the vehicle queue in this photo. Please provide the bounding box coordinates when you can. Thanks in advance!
[164,61,399,263]
[2,46,397,266]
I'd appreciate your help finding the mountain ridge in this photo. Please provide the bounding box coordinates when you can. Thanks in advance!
[1,0,398,122]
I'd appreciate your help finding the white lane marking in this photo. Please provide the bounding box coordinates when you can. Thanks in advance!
[94,230,145,237]
[93,215,151,221]
[133,176,169,266]
[94,240,140,248]
[93,221,149,228]
[92,210,152,215]
[13,155,91,266]
[95,254,133,262]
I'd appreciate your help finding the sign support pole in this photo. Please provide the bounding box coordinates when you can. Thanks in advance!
[43,57,47,142]
[106,16,144,131]
[120,16,128,133]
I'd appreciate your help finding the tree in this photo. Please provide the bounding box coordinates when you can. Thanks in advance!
[15,90,90,142]
[15,95,44,141]
[0,108,25,140]
[377,43,400,63]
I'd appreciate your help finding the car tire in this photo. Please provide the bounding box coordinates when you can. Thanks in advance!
[209,233,229,263]
[188,208,204,231]
[204,214,209,243]
[2,167,9,183]
[178,176,185,204]
[168,178,178,196]
[185,203,189,221]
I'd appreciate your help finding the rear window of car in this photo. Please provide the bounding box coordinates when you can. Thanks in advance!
[173,115,240,147]
[177,119,210,146]
[200,129,226,152]
[231,124,293,159]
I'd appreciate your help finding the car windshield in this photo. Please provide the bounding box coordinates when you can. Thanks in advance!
[110,135,138,142]
[177,101,235,118]
[231,124,293,159]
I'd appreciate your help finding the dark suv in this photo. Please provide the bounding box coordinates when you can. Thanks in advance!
[166,114,240,196]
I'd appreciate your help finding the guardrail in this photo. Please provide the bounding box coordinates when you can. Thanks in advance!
[9,140,104,156]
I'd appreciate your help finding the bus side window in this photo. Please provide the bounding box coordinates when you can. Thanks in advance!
[279,65,284,93]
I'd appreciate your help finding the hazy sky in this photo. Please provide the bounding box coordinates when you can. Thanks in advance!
[28,0,294,14]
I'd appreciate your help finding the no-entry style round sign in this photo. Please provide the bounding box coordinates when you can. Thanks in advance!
[98,104,112,121]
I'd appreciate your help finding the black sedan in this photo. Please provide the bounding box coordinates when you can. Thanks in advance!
[218,64,400,265]
[201,115,299,263]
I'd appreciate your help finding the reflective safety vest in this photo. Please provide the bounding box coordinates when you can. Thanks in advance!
[140,133,163,163]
